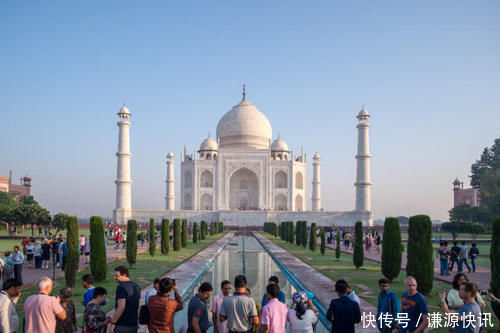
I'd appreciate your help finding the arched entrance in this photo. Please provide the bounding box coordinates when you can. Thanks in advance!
[229,168,259,210]
[274,194,287,211]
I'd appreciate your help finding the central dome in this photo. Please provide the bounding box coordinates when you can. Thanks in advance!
[216,91,272,149]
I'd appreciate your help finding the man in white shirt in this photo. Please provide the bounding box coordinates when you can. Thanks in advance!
[144,278,160,305]
[11,246,24,285]
[0,279,21,333]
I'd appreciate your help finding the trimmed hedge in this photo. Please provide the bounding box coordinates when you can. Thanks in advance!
[173,219,181,251]
[161,219,169,255]
[491,217,500,319]
[406,215,433,295]
[193,222,199,243]
[296,221,302,246]
[302,222,307,248]
[335,232,341,259]
[181,219,188,248]
[320,229,325,255]
[90,216,106,281]
[200,221,207,240]
[64,216,80,287]
[149,218,156,257]
[309,223,317,251]
[126,220,137,269]
[381,217,402,281]
[353,221,364,269]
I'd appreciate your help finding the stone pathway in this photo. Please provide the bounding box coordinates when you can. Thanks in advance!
[326,243,491,290]
[254,233,379,333]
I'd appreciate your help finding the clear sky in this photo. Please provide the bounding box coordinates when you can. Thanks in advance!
[1,1,499,220]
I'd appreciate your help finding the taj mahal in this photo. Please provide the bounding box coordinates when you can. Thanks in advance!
[113,87,373,226]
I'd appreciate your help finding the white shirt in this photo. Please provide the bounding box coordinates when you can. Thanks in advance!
[287,308,317,333]
[144,287,157,305]
[0,291,19,333]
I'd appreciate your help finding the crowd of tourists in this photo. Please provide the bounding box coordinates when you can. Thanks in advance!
[438,241,480,275]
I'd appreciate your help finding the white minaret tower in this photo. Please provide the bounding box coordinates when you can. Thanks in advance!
[114,104,133,224]
[165,151,175,210]
[312,152,321,212]
[355,105,372,214]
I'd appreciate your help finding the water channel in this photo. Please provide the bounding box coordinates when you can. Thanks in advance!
[172,235,330,333]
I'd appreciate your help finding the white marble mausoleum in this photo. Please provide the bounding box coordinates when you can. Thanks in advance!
[113,87,373,226]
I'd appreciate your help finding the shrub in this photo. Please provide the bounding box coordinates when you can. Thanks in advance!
[491,217,500,319]
[193,222,198,243]
[335,232,341,259]
[126,220,137,269]
[381,217,402,281]
[90,216,106,281]
[149,218,156,257]
[161,219,169,255]
[302,222,307,248]
[407,215,433,295]
[64,216,79,287]
[288,221,294,244]
[181,219,188,248]
[309,223,317,251]
[353,221,364,269]
[200,221,207,240]
[320,229,325,255]
[296,221,302,246]
[173,219,181,251]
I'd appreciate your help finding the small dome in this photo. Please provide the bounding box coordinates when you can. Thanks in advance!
[313,152,320,160]
[271,135,289,152]
[453,177,461,185]
[357,105,370,119]
[200,136,218,151]
[118,104,131,116]
[167,151,174,158]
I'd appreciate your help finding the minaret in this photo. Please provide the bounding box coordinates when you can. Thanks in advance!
[165,152,175,210]
[114,104,132,224]
[312,152,321,211]
[355,105,372,213]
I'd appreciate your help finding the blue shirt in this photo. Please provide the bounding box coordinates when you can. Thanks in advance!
[455,302,481,333]
[326,295,361,333]
[377,290,401,331]
[400,292,428,333]
[83,287,106,307]
[61,243,67,256]
[261,290,286,307]
[188,294,210,332]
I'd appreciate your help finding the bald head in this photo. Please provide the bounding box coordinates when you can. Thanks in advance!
[404,276,417,296]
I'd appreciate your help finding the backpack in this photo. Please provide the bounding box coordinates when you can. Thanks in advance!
[139,304,150,325]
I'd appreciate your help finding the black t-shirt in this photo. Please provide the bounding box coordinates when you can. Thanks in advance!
[115,280,141,327]
[41,243,51,256]
[451,246,461,258]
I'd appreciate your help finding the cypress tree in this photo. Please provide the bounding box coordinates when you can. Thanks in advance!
[90,216,107,281]
[353,221,364,269]
[407,215,433,295]
[173,218,181,251]
[149,218,156,257]
[296,221,301,246]
[181,219,188,247]
[309,223,317,251]
[320,229,325,255]
[381,217,402,281]
[64,216,79,287]
[126,220,137,269]
[288,221,294,244]
[335,232,341,259]
[491,217,500,319]
[193,222,198,243]
[200,221,206,240]
[302,222,307,248]
[161,219,169,255]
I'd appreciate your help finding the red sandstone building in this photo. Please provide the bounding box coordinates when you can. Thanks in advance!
[0,170,32,200]
[453,177,480,207]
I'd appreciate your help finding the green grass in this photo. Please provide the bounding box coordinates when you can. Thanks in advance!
[400,231,491,240]
[14,233,225,332]
[261,233,499,333]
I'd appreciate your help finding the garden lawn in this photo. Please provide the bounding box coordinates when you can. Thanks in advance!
[14,233,225,332]
[262,233,499,333]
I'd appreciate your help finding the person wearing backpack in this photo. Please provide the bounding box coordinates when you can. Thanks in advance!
[376,278,401,333]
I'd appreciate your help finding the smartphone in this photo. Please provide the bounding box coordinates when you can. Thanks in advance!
[480,290,488,296]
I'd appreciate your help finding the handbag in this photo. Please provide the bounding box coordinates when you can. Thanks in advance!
[139,304,150,324]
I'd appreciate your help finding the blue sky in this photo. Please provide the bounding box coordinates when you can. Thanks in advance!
[1,1,499,220]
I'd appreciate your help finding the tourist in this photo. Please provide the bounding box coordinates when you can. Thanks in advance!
[55,287,77,333]
[450,241,462,272]
[109,266,141,332]
[220,275,259,333]
[440,282,481,333]
[460,241,472,273]
[446,273,485,310]
[2,252,13,276]
[334,279,360,306]
[34,240,42,269]
[52,236,60,267]
[145,278,161,305]
[25,240,34,268]
[188,282,213,333]
[41,238,51,269]
[376,278,400,333]
[469,243,479,273]
[210,280,232,333]
[24,276,67,332]
[326,282,361,333]
[261,276,285,307]
[0,278,22,333]
[261,284,288,333]
[375,233,381,254]
[438,241,450,276]
[82,274,106,307]
[83,286,111,333]
[80,234,86,255]
[59,237,67,270]
[400,276,428,333]
[115,233,122,250]
[21,237,30,254]
[148,277,183,333]
[287,291,317,333]
[11,246,24,285]
[84,236,91,264]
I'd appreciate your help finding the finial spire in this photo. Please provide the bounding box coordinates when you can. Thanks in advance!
[208,131,211,138]
[242,84,246,100]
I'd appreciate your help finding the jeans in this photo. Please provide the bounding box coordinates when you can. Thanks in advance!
[14,263,23,285]
[471,257,476,272]
[461,258,471,272]
[450,257,461,272]
[440,258,449,275]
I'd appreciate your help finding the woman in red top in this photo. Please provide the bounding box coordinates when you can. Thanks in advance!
[115,233,122,250]
[148,278,183,333]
